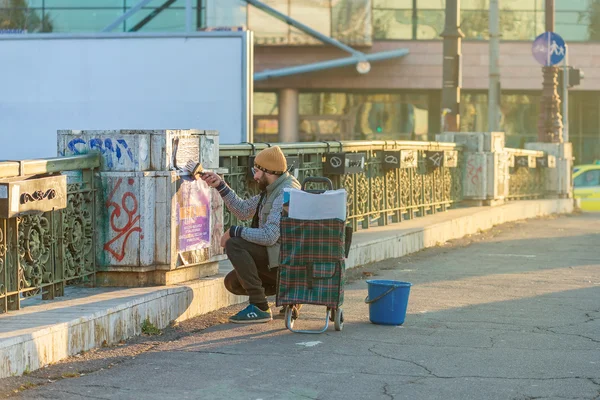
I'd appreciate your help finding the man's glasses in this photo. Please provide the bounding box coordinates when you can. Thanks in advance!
[251,167,256,175]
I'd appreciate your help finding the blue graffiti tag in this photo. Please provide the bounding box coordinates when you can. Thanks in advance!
[65,137,135,169]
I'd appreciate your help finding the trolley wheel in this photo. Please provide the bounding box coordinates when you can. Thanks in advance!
[284,306,295,329]
[334,308,344,331]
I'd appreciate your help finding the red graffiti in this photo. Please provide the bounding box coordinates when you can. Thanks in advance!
[467,159,483,186]
[103,178,143,262]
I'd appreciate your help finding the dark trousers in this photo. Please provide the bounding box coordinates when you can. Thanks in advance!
[224,237,278,305]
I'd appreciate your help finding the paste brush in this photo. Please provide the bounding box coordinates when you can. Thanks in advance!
[183,160,205,178]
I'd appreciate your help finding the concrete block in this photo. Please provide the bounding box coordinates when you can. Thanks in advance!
[58,129,220,172]
[96,170,222,285]
[463,152,509,200]
[525,142,573,160]
[58,130,152,172]
[437,132,505,152]
[524,143,573,196]
[464,153,487,199]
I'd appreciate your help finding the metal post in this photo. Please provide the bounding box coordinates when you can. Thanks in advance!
[279,89,299,143]
[537,0,563,142]
[562,44,569,142]
[488,0,500,132]
[440,0,464,132]
[412,0,418,40]
[103,0,155,32]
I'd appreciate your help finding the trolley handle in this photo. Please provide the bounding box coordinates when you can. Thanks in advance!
[301,177,333,191]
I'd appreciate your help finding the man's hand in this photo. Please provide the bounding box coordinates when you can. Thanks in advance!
[201,171,222,188]
[220,229,231,248]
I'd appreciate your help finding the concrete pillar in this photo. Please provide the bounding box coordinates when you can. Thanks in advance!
[488,0,501,132]
[537,0,563,142]
[279,88,299,142]
[57,129,224,287]
[440,0,464,132]
[437,131,509,206]
[525,142,573,197]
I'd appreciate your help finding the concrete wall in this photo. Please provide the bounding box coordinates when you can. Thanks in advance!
[254,41,600,91]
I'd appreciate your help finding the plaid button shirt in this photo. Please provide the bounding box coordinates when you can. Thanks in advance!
[217,173,300,246]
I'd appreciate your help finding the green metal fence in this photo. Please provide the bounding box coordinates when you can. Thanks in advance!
[0,155,99,313]
[220,141,464,231]
[505,148,546,200]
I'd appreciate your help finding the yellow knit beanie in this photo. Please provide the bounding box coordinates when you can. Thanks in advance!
[254,146,287,175]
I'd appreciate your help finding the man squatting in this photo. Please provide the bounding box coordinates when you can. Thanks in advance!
[200,146,300,323]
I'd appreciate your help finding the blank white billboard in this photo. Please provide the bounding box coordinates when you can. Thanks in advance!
[0,32,253,160]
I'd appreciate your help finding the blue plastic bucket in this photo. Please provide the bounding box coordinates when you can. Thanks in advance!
[365,280,412,325]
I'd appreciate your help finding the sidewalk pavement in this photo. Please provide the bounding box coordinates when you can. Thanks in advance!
[0,199,573,378]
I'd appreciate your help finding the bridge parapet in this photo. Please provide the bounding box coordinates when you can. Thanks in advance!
[0,154,99,313]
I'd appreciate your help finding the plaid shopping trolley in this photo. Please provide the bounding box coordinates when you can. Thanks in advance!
[276,177,351,333]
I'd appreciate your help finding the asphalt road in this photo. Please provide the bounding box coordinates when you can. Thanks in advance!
[14,213,600,400]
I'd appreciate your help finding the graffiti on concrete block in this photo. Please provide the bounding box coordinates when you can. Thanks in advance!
[67,138,134,168]
[467,159,483,186]
[103,178,142,262]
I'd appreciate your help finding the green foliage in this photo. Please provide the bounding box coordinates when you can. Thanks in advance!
[141,317,161,336]
[0,0,53,32]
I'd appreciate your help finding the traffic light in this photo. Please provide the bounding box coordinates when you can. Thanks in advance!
[568,67,584,87]
[558,67,584,88]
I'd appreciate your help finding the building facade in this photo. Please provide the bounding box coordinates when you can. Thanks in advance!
[1,0,599,163]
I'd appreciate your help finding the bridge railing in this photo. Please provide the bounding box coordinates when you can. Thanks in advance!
[220,141,464,231]
[505,148,546,200]
[0,154,99,313]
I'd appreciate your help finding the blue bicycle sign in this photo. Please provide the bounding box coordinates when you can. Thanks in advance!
[532,31,566,66]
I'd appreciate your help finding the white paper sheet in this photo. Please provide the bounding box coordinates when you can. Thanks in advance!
[286,188,347,220]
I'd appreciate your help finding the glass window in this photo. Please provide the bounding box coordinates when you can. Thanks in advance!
[461,10,488,39]
[501,94,539,135]
[43,1,123,6]
[0,2,52,32]
[556,10,589,41]
[205,0,246,28]
[352,93,429,139]
[289,0,331,45]
[254,119,279,142]
[299,119,342,141]
[574,169,600,187]
[254,92,278,116]
[127,8,196,32]
[501,0,544,11]
[373,0,413,8]
[461,93,540,138]
[373,9,445,40]
[331,0,372,46]
[300,93,349,116]
[460,93,488,132]
[248,1,288,45]
[501,11,544,41]
[461,0,489,10]
[298,92,429,141]
[36,9,122,32]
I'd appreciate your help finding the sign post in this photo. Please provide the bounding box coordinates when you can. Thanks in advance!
[532,31,566,67]
[532,31,566,143]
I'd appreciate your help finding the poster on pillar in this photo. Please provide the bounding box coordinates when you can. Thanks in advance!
[176,176,211,265]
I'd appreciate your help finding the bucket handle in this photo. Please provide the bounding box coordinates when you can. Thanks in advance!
[364,286,397,304]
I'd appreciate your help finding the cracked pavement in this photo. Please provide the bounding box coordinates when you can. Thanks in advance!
[9,213,600,399]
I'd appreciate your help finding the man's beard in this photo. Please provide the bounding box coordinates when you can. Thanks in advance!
[257,175,269,191]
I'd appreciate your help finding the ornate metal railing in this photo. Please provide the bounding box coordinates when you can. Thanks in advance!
[220,141,463,231]
[505,148,546,200]
[0,155,99,313]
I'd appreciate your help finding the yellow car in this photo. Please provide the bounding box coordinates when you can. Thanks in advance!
[573,163,600,211]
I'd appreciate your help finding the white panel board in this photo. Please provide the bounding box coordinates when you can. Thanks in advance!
[0,32,252,160]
